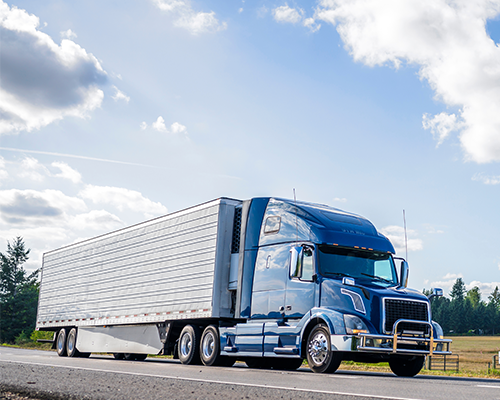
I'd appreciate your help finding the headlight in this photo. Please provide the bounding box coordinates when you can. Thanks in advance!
[344,314,369,335]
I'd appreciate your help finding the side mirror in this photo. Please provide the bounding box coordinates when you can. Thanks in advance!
[428,287,443,300]
[290,246,303,278]
[399,260,409,288]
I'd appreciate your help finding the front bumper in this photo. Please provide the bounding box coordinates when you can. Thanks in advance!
[357,319,452,356]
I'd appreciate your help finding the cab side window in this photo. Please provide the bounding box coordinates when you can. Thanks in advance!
[301,247,314,281]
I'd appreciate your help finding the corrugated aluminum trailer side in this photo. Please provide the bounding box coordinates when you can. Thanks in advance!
[36,197,242,332]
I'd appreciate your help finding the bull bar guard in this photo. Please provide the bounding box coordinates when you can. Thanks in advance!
[357,319,452,356]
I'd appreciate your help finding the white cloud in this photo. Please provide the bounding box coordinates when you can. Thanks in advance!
[112,86,130,103]
[140,121,148,130]
[0,1,107,135]
[332,197,347,203]
[19,156,50,182]
[79,184,168,217]
[69,209,123,231]
[152,116,168,132]
[60,29,77,40]
[303,17,321,32]
[152,0,227,35]
[273,3,321,31]
[51,161,82,183]
[315,0,500,163]
[0,188,86,224]
[380,225,423,255]
[170,121,188,135]
[472,172,500,185]
[150,116,188,135]
[422,112,464,146]
[273,4,303,24]
[239,8,244,13]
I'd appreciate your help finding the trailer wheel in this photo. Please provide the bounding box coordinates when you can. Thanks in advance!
[200,325,223,366]
[113,353,124,360]
[56,329,68,357]
[124,353,136,360]
[178,325,202,365]
[66,328,80,357]
[306,324,342,373]
[389,356,425,377]
[135,354,147,361]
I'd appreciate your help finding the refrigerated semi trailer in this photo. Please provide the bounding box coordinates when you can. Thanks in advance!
[36,197,451,376]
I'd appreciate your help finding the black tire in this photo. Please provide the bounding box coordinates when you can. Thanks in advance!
[389,356,425,377]
[306,324,342,374]
[178,325,202,365]
[135,354,147,361]
[113,353,124,360]
[66,328,80,358]
[124,353,136,360]
[271,358,304,371]
[56,329,68,357]
[200,325,222,366]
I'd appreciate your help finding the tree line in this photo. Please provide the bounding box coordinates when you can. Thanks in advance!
[425,279,500,335]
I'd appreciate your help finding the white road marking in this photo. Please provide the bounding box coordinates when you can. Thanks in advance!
[2,359,429,400]
[477,385,500,389]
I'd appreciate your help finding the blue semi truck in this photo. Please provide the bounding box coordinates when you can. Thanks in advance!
[37,197,451,377]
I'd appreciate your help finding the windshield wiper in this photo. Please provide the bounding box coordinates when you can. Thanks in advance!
[360,273,394,285]
[326,272,352,278]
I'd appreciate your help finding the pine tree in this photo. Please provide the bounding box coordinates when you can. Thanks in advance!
[450,278,466,301]
[488,286,500,310]
[0,237,38,344]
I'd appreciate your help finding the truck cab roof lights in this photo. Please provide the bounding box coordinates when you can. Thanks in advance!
[342,277,356,286]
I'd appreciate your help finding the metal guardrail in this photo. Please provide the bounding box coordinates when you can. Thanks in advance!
[426,355,459,372]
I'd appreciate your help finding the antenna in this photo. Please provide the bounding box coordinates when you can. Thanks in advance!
[293,188,298,245]
[403,209,408,261]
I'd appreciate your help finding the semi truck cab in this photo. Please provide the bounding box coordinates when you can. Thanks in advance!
[220,197,451,376]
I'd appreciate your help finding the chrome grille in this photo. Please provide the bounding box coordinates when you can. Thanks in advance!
[384,299,429,334]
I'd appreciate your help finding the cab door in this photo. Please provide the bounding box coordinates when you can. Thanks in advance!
[284,245,317,319]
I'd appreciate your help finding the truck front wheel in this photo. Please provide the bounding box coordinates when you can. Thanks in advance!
[306,324,342,374]
[178,325,202,365]
[389,356,424,377]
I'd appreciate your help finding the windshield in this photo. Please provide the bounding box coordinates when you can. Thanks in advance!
[318,245,398,287]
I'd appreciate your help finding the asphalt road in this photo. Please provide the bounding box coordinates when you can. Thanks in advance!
[1,347,500,400]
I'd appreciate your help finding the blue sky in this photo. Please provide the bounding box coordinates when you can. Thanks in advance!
[1,0,499,299]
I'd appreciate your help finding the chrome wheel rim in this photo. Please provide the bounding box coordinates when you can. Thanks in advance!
[308,331,329,365]
[57,333,64,352]
[180,332,192,358]
[202,332,214,359]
